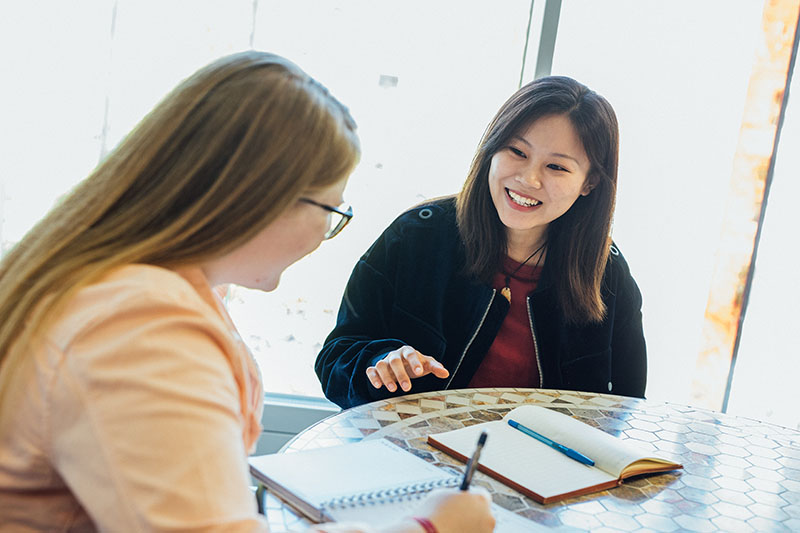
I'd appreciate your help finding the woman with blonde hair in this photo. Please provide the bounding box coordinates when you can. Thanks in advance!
[0,51,493,533]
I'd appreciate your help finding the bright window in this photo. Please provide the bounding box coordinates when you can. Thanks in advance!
[552,0,799,429]
[727,63,799,427]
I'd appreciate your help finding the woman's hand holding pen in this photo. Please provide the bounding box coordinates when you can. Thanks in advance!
[306,488,494,533]
[407,488,495,533]
[312,490,494,533]
[366,345,449,392]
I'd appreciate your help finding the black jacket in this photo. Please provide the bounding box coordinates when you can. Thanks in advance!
[315,198,647,408]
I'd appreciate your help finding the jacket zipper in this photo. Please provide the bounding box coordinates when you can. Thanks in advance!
[446,290,496,388]
[526,295,544,387]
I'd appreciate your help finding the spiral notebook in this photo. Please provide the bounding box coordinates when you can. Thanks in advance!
[249,438,539,531]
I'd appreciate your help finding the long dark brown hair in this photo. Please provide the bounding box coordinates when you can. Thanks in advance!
[0,51,360,400]
[456,76,619,324]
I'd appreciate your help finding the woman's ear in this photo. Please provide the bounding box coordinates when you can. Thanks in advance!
[580,181,595,196]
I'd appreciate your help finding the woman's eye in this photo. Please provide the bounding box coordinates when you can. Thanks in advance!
[547,163,568,172]
[509,147,526,158]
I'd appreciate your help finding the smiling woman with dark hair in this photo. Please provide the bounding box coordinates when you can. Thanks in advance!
[316,76,647,409]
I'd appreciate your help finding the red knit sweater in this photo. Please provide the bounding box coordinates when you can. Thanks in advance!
[468,257,542,388]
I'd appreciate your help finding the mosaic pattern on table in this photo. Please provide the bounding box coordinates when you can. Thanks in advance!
[266,388,800,532]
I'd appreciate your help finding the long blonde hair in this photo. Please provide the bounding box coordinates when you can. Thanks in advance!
[0,51,360,396]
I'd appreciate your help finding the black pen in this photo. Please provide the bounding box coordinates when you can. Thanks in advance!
[459,431,488,490]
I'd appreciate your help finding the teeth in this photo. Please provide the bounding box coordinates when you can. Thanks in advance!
[508,189,541,207]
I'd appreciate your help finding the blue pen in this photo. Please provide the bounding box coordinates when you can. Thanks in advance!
[508,419,595,466]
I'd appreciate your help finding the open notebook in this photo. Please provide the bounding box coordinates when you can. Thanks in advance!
[428,405,682,504]
[249,438,544,531]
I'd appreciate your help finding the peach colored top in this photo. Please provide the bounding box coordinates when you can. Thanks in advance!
[0,265,379,533]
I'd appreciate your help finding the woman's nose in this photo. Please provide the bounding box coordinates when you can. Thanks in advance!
[517,166,542,189]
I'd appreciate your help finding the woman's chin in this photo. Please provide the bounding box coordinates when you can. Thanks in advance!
[243,274,281,293]
[261,277,281,292]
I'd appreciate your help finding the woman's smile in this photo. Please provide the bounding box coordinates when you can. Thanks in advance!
[506,188,543,210]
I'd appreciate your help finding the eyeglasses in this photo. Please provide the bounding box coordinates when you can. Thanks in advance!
[299,198,353,240]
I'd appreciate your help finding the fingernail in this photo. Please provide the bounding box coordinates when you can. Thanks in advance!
[401,381,410,391]
[387,383,396,392]
[414,366,423,375]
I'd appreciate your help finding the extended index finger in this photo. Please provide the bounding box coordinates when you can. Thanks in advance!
[418,354,449,378]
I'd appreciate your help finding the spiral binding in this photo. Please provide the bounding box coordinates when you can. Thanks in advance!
[321,476,461,510]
